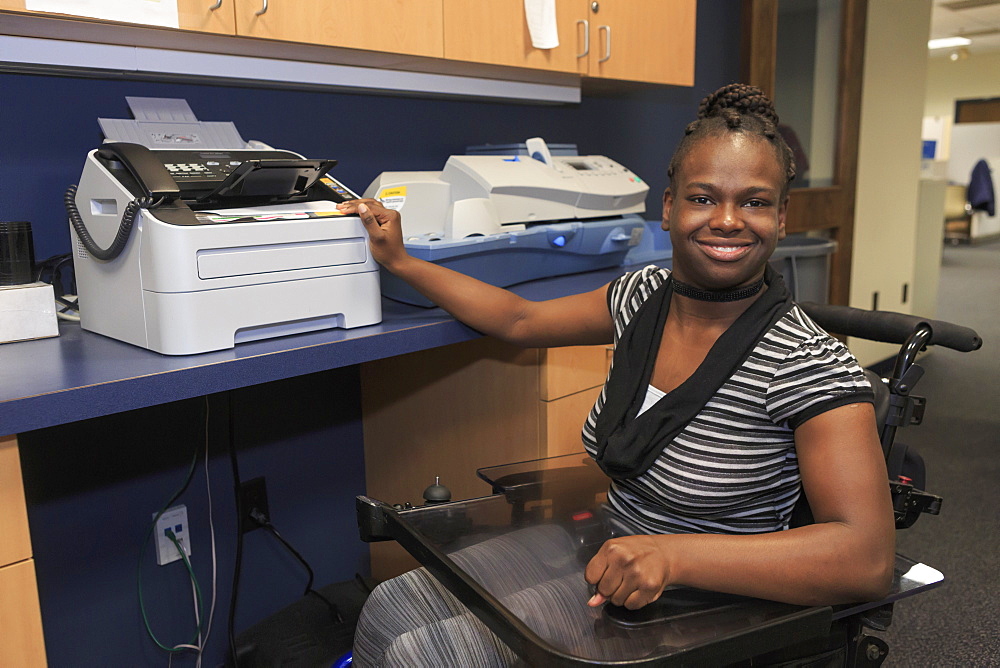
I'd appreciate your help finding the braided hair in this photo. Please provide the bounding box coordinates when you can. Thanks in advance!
[668,83,796,196]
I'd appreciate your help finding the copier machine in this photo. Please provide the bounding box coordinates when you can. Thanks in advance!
[68,97,381,355]
[365,139,649,306]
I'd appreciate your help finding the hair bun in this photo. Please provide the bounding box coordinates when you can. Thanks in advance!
[698,83,780,126]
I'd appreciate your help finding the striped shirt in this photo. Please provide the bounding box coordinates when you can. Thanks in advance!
[582,266,873,535]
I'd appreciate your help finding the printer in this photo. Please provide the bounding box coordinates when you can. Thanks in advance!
[365,139,648,306]
[68,97,381,355]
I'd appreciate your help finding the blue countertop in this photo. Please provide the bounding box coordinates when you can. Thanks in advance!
[0,266,631,435]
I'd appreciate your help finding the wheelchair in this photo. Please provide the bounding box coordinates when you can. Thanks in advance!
[356,304,982,667]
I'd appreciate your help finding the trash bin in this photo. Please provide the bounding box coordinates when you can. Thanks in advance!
[624,230,836,304]
[769,235,837,304]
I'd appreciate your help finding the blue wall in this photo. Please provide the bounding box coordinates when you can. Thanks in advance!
[6,1,739,664]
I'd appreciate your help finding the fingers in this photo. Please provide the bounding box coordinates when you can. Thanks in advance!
[622,585,663,610]
[336,198,384,215]
[585,537,671,610]
[585,544,624,607]
[339,198,401,232]
[584,547,607,586]
[356,202,378,228]
[592,574,661,609]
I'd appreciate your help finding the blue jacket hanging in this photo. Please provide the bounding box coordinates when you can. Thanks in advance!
[968,159,995,217]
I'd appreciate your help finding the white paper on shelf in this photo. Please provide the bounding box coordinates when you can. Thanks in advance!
[525,0,559,50]
[26,0,179,29]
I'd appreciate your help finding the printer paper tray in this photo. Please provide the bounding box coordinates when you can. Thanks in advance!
[197,238,367,279]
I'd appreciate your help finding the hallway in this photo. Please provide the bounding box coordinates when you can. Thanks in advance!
[882,240,1000,665]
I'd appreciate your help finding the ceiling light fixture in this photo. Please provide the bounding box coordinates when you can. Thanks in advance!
[928,36,973,49]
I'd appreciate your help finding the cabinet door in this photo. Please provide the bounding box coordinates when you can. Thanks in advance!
[235,0,444,58]
[0,1,236,33]
[443,0,587,74]
[0,436,31,567]
[587,0,695,85]
[178,0,236,34]
[0,560,47,665]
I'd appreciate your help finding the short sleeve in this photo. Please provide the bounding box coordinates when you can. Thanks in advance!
[766,334,874,430]
[606,266,670,339]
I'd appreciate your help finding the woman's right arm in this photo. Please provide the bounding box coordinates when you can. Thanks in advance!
[337,199,616,348]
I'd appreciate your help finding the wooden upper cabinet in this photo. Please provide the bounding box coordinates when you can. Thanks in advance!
[234,0,444,58]
[442,0,695,85]
[443,0,587,74]
[0,0,236,34]
[4,0,693,86]
[585,0,695,85]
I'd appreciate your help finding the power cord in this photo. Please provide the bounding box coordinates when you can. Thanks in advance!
[198,397,219,668]
[227,390,343,668]
[227,391,245,667]
[35,253,81,320]
[247,509,343,623]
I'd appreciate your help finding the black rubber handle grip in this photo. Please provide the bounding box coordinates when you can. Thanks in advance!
[799,302,983,353]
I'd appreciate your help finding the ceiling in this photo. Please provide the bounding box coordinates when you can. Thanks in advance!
[930,0,1000,57]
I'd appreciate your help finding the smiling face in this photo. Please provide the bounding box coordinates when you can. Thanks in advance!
[662,133,788,291]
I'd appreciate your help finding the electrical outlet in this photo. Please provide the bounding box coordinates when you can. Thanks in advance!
[240,477,269,534]
[154,504,191,566]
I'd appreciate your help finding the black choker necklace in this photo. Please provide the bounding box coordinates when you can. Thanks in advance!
[672,276,766,302]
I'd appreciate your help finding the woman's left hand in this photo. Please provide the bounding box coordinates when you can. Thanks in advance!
[584,535,674,609]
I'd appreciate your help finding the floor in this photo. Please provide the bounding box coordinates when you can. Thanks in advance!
[881,240,1000,666]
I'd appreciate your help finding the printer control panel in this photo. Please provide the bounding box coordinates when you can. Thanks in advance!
[98,146,357,205]
[152,149,303,184]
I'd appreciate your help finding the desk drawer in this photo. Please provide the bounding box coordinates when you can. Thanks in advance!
[0,558,47,665]
[0,435,32,566]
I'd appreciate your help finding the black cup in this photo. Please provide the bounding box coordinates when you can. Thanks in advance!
[0,221,36,286]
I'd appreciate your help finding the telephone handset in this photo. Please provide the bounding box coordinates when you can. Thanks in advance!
[97,142,180,201]
[66,142,179,262]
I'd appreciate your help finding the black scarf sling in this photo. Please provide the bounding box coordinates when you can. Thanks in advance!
[594,265,793,480]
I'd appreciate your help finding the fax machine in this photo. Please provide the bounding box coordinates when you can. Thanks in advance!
[68,97,381,355]
[365,139,648,306]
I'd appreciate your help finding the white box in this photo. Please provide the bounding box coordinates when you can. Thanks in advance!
[0,282,59,344]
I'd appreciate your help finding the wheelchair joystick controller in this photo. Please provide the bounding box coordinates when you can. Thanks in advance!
[423,477,452,504]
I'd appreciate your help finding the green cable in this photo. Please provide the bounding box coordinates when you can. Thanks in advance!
[168,530,205,636]
[137,440,204,652]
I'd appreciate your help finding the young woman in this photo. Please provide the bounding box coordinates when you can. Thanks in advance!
[338,84,895,666]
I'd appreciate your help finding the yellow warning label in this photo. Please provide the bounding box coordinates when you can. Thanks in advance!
[378,186,406,211]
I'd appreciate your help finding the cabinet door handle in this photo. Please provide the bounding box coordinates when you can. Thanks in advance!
[598,25,611,63]
[209,0,222,10]
[577,19,589,58]
[256,0,268,16]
